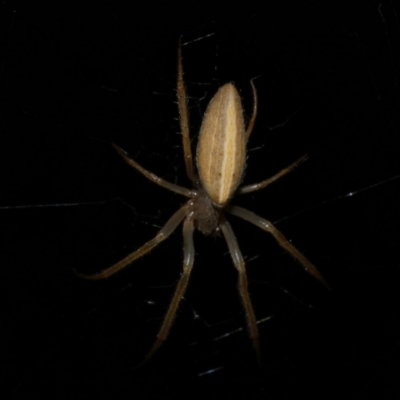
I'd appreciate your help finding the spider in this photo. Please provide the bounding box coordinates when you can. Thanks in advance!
[77,39,328,362]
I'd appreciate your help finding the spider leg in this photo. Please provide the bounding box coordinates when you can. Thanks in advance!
[237,155,308,195]
[177,37,197,183]
[75,204,188,280]
[227,205,330,289]
[245,80,258,139]
[220,219,261,362]
[143,217,195,362]
[113,144,192,198]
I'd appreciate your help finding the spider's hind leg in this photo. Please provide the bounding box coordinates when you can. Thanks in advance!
[113,143,192,197]
[237,155,308,195]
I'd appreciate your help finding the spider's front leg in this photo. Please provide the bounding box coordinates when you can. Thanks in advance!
[220,219,261,362]
[143,216,195,362]
[74,204,188,280]
[227,205,330,289]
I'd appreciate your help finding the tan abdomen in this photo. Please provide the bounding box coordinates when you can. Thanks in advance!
[196,83,246,206]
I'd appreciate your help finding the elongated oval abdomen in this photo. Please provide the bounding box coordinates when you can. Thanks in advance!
[196,83,246,206]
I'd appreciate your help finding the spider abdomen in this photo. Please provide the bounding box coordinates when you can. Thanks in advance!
[196,83,246,206]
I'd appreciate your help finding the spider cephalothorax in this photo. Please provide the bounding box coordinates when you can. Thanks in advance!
[189,187,221,235]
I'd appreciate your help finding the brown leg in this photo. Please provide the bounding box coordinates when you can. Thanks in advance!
[177,37,197,183]
[143,217,195,362]
[227,205,330,289]
[75,204,188,280]
[220,220,261,362]
[113,144,192,198]
[237,155,308,195]
[245,80,258,139]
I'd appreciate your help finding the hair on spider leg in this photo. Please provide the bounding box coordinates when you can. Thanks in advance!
[76,37,329,365]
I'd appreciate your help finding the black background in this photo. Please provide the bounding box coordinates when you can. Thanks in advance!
[2,1,400,399]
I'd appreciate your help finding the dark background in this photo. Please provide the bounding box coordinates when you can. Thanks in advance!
[1,1,400,399]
